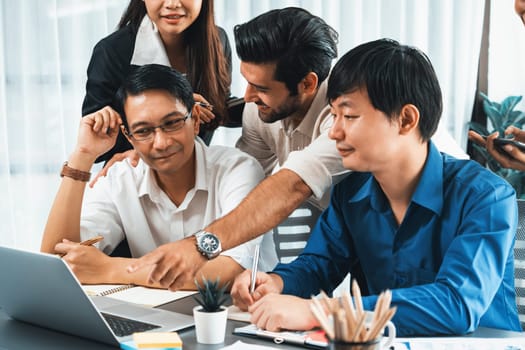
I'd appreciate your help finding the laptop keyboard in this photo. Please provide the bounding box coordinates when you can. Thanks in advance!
[101,312,161,337]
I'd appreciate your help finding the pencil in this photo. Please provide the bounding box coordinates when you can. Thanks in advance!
[309,281,397,345]
[58,235,103,258]
[367,306,397,341]
[309,301,335,339]
[79,235,104,246]
[352,279,364,317]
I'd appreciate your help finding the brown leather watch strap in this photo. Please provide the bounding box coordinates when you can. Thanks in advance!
[60,162,91,182]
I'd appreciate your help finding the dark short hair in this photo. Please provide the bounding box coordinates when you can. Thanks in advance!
[234,7,338,95]
[116,64,195,129]
[327,39,442,141]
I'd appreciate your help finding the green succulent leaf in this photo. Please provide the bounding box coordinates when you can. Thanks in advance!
[193,276,230,312]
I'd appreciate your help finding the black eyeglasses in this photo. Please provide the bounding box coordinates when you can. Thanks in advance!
[122,112,191,142]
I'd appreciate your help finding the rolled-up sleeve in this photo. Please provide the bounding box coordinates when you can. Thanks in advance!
[282,114,347,200]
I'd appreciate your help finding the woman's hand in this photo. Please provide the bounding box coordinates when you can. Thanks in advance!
[193,93,215,124]
[89,149,140,187]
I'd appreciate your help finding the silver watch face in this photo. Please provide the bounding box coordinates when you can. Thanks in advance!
[200,233,220,253]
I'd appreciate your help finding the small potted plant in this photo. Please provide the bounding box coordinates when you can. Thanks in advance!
[192,276,230,344]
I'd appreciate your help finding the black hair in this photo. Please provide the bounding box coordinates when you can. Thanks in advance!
[234,7,338,95]
[116,64,195,129]
[327,38,442,141]
[117,0,146,30]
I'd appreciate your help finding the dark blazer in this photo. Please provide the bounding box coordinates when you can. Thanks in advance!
[82,24,233,163]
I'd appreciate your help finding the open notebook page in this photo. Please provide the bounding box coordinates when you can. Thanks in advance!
[227,305,251,322]
[82,284,196,307]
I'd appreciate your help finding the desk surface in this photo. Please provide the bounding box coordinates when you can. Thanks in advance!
[0,297,523,350]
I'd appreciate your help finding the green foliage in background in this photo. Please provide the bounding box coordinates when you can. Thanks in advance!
[469,93,525,198]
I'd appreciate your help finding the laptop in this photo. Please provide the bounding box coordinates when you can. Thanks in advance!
[0,246,194,347]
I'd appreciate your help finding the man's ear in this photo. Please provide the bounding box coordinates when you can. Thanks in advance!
[398,104,420,135]
[121,124,133,143]
[192,105,201,136]
[297,72,318,96]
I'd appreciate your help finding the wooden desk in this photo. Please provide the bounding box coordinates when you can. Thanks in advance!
[0,298,522,350]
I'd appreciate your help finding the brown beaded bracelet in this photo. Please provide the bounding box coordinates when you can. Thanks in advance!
[60,162,91,182]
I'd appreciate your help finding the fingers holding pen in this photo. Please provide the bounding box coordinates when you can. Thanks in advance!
[231,270,283,311]
[231,269,255,310]
[193,93,215,124]
[196,105,215,124]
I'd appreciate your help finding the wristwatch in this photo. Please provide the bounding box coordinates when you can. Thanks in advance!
[194,230,222,259]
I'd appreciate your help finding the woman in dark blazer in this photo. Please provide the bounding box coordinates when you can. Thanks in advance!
[82,0,233,163]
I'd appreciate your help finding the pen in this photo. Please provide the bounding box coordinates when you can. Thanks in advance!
[195,102,213,110]
[250,244,260,294]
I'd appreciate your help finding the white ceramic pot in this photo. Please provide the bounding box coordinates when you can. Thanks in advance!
[193,305,228,344]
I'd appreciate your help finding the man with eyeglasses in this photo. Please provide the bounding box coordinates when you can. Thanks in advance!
[40,64,277,288]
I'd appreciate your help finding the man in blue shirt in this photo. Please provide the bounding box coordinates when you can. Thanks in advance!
[231,38,521,336]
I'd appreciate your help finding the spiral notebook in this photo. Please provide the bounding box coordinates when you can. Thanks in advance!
[82,284,197,307]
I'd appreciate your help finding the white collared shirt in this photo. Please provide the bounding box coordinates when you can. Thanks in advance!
[130,15,171,67]
[80,139,278,271]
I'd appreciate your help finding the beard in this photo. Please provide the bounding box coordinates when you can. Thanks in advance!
[256,95,303,124]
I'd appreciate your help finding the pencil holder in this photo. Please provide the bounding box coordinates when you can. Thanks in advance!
[329,337,381,350]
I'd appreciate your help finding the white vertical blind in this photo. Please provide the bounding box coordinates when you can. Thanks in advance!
[0,0,508,250]
[488,0,525,112]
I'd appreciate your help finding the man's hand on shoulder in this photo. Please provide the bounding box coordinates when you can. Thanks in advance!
[127,237,207,291]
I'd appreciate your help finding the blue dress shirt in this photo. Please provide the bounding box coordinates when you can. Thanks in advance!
[273,142,521,336]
